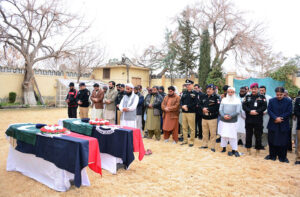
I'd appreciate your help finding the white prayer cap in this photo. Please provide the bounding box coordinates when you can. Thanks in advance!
[125,83,134,89]
[228,86,235,92]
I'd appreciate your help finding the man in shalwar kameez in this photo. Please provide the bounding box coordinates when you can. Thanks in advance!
[145,86,163,140]
[119,83,139,128]
[265,87,292,163]
[218,87,241,157]
[161,86,181,143]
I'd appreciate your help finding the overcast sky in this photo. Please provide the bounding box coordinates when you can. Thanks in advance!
[69,0,300,72]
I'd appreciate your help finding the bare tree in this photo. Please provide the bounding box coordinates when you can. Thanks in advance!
[0,44,24,68]
[138,30,179,78]
[0,0,89,105]
[246,51,284,77]
[187,0,269,69]
[69,44,105,83]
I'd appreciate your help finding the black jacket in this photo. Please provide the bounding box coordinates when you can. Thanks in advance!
[115,91,125,110]
[66,88,78,107]
[144,93,163,110]
[77,88,90,107]
[196,91,204,114]
[180,90,198,113]
[242,93,267,124]
[294,97,300,117]
[198,93,220,119]
[136,92,144,115]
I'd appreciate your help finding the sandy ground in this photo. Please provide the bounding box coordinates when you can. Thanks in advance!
[0,108,300,197]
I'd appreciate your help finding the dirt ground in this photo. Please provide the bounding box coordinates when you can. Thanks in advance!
[0,108,299,197]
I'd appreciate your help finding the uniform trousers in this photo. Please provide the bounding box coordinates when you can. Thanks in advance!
[245,122,263,149]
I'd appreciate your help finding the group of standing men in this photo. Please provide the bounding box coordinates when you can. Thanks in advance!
[65,79,300,164]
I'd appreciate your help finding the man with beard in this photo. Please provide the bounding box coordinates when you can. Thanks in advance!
[242,83,267,155]
[65,82,78,118]
[116,84,125,125]
[161,86,181,143]
[237,86,247,145]
[134,86,144,134]
[119,83,139,127]
[265,87,292,163]
[158,86,166,133]
[218,87,241,157]
[104,81,118,124]
[145,86,163,141]
[143,87,152,138]
[91,83,104,120]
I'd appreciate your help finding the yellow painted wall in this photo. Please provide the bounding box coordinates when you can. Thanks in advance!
[293,76,300,89]
[93,67,150,88]
[0,72,90,104]
[150,78,186,93]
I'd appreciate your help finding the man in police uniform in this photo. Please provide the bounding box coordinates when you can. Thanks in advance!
[242,83,267,155]
[180,79,198,147]
[199,84,220,152]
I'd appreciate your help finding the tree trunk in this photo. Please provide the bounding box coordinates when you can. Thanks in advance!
[22,64,37,105]
[33,77,45,105]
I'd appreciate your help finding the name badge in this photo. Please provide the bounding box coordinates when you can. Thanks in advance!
[254,102,257,107]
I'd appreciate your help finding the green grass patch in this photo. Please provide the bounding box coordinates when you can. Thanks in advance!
[0,102,22,107]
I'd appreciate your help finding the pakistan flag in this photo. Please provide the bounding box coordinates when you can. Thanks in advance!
[6,123,41,145]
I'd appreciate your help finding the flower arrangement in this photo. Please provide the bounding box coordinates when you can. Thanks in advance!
[40,124,67,134]
[89,118,110,126]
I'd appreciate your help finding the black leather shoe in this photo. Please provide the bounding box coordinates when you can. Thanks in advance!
[211,148,216,152]
[199,146,208,149]
[189,144,194,147]
[234,151,240,157]
[216,138,221,143]
[279,158,289,163]
[221,147,226,152]
[295,161,300,165]
[264,155,276,161]
[228,151,233,156]
[178,137,184,142]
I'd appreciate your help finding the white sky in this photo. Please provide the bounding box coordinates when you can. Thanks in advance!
[69,0,300,72]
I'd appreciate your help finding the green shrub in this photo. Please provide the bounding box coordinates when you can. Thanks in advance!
[8,92,17,103]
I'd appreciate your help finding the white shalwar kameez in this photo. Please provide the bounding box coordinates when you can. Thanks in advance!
[119,93,139,128]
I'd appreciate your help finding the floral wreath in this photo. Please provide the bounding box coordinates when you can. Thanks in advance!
[89,119,110,126]
[40,124,67,134]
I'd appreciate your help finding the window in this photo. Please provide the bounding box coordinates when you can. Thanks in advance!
[103,68,110,79]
